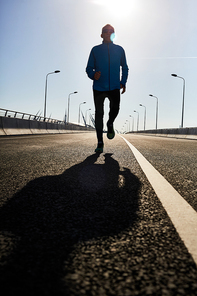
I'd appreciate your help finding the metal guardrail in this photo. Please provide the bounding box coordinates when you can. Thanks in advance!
[0,108,65,124]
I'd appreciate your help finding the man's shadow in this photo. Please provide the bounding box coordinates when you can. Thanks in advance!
[0,153,141,295]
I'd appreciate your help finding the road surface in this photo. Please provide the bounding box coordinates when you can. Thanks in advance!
[0,133,197,296]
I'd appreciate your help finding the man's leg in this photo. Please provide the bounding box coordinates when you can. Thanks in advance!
[107,89,120,139]
[93,90,106,144]
[108,89,120,124]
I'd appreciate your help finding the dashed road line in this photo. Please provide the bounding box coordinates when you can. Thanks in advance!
[121,135,197,265]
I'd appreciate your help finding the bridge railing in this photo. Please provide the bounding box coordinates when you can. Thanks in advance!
[0,108,65,124]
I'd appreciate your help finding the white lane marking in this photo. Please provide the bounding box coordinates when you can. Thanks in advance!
[120,135,197,265]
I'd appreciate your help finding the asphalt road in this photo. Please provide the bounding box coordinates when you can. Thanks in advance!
[0,133,197,296]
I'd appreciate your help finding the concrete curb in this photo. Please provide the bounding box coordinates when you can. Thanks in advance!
[139,133,197,140]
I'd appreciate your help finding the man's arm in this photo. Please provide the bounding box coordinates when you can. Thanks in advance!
[120,84,126,94]
[86,49,96,80]
[94,71,101,80]
[120,48,129,93]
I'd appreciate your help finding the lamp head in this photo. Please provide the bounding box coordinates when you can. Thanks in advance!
[171,74,177,77]
[54,70,60,73]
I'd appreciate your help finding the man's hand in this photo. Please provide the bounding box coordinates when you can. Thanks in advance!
[120,84,126,94]
[94,71,101,80]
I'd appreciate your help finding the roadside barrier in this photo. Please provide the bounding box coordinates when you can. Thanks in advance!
[0,108,94,136]
[128,127,197,140]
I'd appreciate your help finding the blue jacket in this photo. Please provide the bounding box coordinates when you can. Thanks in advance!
[86,41,129,91]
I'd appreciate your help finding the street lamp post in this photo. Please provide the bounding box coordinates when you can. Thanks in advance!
[67,91,78,124]
[129,115,134,132]
[149,94,158,130]
[171,74,185,128]
[139,104,146,130]
[44,70,60,119]
[134,110,139,132]
[78,102,86,124]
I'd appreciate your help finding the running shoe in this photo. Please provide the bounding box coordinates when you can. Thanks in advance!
[95,142,104,153]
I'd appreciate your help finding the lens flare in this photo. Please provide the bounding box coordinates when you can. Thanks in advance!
[92,0,137,18]
[110,32,115,42]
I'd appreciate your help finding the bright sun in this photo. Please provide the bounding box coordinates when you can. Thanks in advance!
[93,0,136,18]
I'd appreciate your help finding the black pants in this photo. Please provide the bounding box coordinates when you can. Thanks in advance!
[93,89,120,143]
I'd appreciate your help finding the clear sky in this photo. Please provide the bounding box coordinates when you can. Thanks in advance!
[0,0,197,132]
